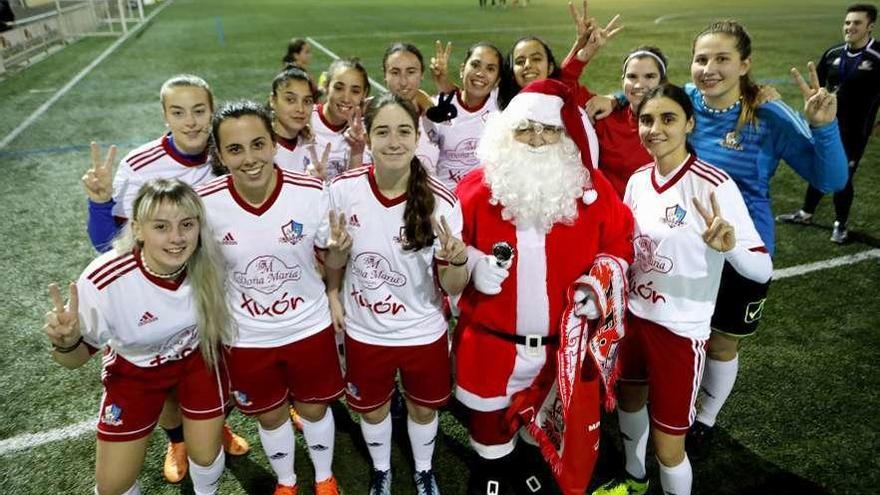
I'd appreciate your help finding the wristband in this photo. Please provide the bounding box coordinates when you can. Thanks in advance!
[53,336,83,354]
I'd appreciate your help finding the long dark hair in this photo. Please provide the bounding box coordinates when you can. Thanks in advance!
[363,93,435,251]
[499,36,561,110]
[635,84,697,156]
[693,20,759,134]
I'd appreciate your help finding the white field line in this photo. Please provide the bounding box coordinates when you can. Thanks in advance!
[0,420,94,455]
[306,36,388,93]
[654,12,836,24]
[0,1,173,151]
[773,248,880,280]
[1,249,877,456]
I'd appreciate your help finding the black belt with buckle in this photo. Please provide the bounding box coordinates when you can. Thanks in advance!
[479,326,558,346]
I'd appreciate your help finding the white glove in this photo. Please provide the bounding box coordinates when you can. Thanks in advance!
[573,286,600,319]
[472,255,510,295]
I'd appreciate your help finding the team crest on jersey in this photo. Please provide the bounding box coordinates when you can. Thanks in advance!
[662,204,687,228]
[234,255,303,294]
[744,298,766,323]
[633,235,673,274]
[280,220,305,245]
[233,391,253,407]
[101,404,123,426]
[352,252,407,289]
[859,60,874,71]
[719,130,744,151]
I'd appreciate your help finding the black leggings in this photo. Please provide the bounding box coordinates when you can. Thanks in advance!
[803,159,858,225]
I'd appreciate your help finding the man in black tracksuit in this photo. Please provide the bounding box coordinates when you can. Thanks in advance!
[777,3,880,243]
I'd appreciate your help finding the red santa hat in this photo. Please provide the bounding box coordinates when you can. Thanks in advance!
[504,78,598,204]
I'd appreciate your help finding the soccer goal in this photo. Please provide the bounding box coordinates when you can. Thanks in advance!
[0,0,153,75]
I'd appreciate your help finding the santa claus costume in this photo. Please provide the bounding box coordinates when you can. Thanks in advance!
[454,79,633,494]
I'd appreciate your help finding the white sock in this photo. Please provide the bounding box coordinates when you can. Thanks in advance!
[96,483,140,495]
[618,406,649,479]
[658,454,692,495]
[258,421,297,487]
[408,413,439,472]
[360,414,392,471]
[189,449,225,495]
[696,355,738,427]
[300,408,336,482]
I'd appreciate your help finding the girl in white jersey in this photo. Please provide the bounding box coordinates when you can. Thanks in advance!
[198,101,349,495]
[327,94,468,495]
[44,179,233,495]
[307,58,371,180]
[270,66,318,174]
[425,42,503,190]
[81,74,249,485]
[594,85,772,495]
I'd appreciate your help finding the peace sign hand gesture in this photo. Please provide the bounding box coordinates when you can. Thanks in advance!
[325,210,352,269]
[307,143,331,182]
[44,282,81,348]
[344,106,366,154]
[430,40,455,92]
[790,61,837,127]
[82,142,117,203]
[432,215,467,266]
[693,192,736,253]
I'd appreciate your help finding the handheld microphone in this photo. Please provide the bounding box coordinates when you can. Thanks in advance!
[492,241,514,268]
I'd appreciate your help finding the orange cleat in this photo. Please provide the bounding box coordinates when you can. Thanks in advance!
[315,475,341,495]
[163,441,188,483]
[273,483,299,495]
[289,407,304,431]
[222,423,250,456]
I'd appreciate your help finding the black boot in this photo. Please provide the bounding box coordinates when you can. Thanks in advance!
[467,452,516,495]
[511,443,555,494]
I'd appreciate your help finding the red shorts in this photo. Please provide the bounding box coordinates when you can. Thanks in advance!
[344,333,451,413]
[97,348,228,442]
[226,326,344,415]
[619,312,707,435]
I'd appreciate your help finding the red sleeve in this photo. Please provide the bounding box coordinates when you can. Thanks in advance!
[560,53,595,107]
[594,171,634,265]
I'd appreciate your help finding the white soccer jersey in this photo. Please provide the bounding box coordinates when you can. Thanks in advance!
[111,134,214,220]
[425,89,499,190]
[329,166,462,346]
[305,104,367,180]
[275,134,312,174]
[624,155,766,339]
[77,249,201,368]
[198,168,332,348]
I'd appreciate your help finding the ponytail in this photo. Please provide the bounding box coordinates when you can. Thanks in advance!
[401,157,436,251]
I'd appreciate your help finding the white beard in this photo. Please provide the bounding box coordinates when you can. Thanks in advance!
[478,114,588,233]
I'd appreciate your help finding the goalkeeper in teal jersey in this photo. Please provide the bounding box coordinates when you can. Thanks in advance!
[683,20,847,459]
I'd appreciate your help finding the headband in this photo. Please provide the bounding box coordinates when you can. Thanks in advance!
[623,50,667,77]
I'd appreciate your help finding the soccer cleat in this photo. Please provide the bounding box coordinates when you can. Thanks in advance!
[368,468,392,495]
[775,209,813,225]
[315,475,341,495]
[163,441,188,483]
[273,483,299,495]
[222,423,250,456]
[591,476,649,495]
[289,406,304,431]
[414,469,440,495]
[685,420,715,460]
[831,221,849,244]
